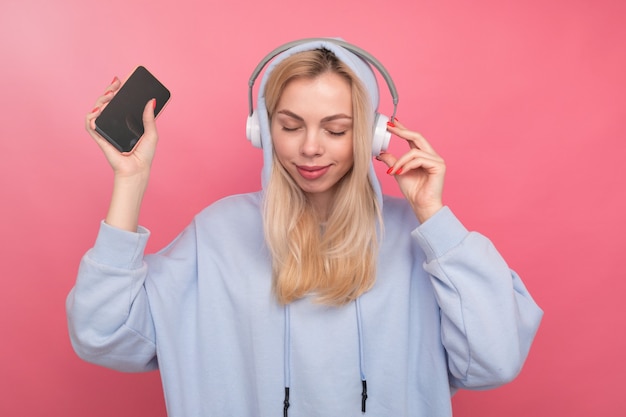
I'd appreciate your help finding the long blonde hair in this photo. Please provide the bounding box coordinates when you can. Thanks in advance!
[263,49,382,306]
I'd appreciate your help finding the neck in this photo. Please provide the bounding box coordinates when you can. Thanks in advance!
[306,191,334,222]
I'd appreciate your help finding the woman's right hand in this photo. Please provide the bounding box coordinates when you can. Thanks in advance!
[86,76,160,232]
[86,77,159,180]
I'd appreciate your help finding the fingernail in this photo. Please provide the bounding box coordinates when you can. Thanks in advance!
[104,90,113,95]
[152,99,157,110]
[396,168,403,175]
[387,121,395,128]
[393,117,399,122]
[111,76,118,84]
[386,167,394,175]
[90,107,99,113]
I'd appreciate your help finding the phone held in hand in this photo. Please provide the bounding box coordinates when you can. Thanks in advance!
[95,66,171,153]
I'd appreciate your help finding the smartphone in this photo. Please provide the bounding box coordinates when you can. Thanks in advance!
[95,66,171,153]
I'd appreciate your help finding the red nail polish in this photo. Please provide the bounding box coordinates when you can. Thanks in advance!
[396,168,403,175]
[387,121,395,128]
[386,167,394,175]
[152,99,157,110]
[111,76,118,84]
[104,90,113,95]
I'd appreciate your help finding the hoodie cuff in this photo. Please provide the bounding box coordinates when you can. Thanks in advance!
[89,221,151,269]
[412,206,469,262]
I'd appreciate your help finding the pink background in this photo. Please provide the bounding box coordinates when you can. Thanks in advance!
[1,0,625,415]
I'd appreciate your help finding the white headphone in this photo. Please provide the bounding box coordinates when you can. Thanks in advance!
[246,38,399,156]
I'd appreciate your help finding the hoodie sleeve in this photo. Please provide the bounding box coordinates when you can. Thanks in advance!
[412,207,543,389]
[66,220,195,372]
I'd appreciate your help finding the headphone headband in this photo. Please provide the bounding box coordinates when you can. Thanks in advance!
[247,38,398,121]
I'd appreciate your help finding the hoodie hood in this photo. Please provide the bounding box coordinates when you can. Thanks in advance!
[254,39,384,208]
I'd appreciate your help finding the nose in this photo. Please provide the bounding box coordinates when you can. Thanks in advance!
[300,129,323,157]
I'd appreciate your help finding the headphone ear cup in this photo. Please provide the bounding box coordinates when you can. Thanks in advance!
[246,112,263,148]
[372,113,391,156]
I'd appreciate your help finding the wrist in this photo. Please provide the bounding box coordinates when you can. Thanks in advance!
[106,173,150,232]
[414,203,444,224]
[113,167,151,186]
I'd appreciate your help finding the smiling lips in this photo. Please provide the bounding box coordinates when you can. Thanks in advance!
[296,165,331,180]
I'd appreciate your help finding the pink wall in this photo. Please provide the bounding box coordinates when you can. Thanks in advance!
[1,0,624,415]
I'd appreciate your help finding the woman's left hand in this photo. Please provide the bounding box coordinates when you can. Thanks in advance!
[376,119,445,223]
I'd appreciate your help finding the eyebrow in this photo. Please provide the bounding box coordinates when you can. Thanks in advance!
[276,109,352,123]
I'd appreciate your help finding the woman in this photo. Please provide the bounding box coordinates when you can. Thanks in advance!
[67,39,543,416]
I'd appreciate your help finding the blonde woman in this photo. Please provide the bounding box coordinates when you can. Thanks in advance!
[68,39,542,417]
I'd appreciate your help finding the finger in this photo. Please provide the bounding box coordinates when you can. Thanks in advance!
[91,76,122,112]
[98,76,121,100]
[84,107,118,153]
[105,76,120,93]
[86,77,121,129]
[396,129,434,154]
[388,149,445,175]
[85,105,100,132]
[396,154,445,175]
[95,77,121,106]
[394,147,443,165]
[374,151,398,169]
[85,96,113,134]
[387,120,438,155]
[398,147,444,167]
[128,99,159,153]
[142,99,157,134]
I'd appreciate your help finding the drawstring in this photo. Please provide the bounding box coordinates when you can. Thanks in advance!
[361,380,368,412]
[283,387,290,417]
[283,304,291,417]
[282,299,368,415]
[355,297,368,413]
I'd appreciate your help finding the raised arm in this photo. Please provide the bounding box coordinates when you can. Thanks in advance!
[66,77,163,371]
[86,76,159,232]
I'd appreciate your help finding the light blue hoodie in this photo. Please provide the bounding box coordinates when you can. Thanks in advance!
[67,40,543,417]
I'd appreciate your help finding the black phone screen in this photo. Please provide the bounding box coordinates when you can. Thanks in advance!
[95,66,170,153]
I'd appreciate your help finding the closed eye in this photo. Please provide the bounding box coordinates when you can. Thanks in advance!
[327,130,347,137]
[281,126,301,132]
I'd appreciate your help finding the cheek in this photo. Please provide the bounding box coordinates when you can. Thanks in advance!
[270,124,286,155]
[271,135,288,158]
[270,135,295,168]
[336,136,355,163]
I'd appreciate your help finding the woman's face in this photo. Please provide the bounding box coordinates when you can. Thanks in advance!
[271,72,354,210]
